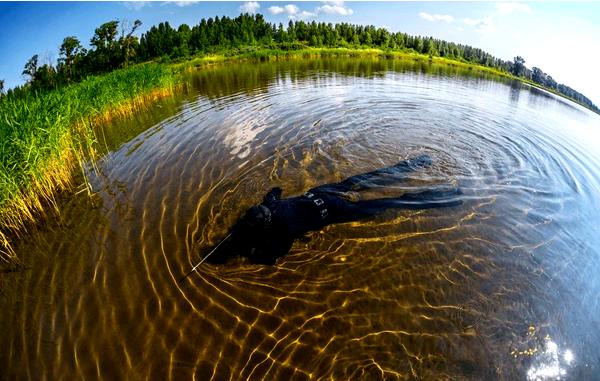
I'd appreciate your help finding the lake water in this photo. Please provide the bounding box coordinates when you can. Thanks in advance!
[2,58,600,380]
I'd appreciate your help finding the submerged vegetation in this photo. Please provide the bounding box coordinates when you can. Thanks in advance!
[0,13,598,264]
[0,64,177,263]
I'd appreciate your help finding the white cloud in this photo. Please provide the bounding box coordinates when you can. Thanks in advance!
[419,12,454,23]
[240,1,260,14]
[268,5,285,15]
[267,4,301,16]
[268,4,316,19]
[289,10,317,20]
[269,2,350,20]
[461,2,529,33]
[496,2,532,15]
[300,10,317,18]
[124,1,149,11]
[317,1,353,16]
[175,1,199,6]
[285,4,299,15]
[159,1,199,7]
[463,17,496,32]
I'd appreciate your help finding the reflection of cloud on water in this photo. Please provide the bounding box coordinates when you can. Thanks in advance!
[223,120,266,159]
[222,112,270,160]
[526,340,574,381]
[219,81,355,161]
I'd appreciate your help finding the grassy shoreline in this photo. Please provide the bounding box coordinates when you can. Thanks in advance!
[0,64,179,264]
[174,47,515,78]
[0,47,590,265]
[176,47,594,108]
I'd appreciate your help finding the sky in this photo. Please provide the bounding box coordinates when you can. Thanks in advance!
[1,1,599,105]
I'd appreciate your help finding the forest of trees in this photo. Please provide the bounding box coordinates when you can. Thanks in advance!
[1,13,598,113]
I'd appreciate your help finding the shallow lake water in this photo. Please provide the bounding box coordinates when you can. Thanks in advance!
[2,58,600,380]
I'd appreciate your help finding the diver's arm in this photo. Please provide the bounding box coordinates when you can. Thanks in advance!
[263,187,282,204]
[251,232,294,265]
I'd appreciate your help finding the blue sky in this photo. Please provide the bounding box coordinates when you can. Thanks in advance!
[1,1,599,105]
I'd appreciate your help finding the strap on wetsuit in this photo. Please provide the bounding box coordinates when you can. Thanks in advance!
[304,191,328,219]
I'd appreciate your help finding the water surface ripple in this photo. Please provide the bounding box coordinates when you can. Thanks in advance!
[2,59,600,380]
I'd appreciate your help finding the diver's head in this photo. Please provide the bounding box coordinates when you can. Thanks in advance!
[202,204,274,265]
[202,205,271,265]
[241,204,272,230]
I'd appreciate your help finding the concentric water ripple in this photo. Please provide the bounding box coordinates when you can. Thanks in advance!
[2,58,600,380]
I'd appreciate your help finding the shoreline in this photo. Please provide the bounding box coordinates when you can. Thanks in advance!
[173,47,593,110]
[0,47,594,265]
[175,47,516,79]
[0,65,179,265]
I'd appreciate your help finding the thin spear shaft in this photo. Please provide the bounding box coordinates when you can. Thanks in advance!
[179,233,232,283]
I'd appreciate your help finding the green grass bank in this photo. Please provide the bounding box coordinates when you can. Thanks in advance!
[174,46,514,79]
[0,46,585,265]
[0,63,178,264]
[178,46,591,106]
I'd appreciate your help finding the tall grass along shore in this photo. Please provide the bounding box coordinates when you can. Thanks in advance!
[0,46,591,265]
[176,46,515,79]
[0,63,177,264]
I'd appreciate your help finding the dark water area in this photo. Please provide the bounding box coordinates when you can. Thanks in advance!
[2,58,600,380]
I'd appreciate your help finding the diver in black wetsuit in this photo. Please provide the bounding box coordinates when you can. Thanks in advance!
[204,154,462,265]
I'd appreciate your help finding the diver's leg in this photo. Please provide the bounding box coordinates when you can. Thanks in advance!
[330,187,462,223]
[329,154,433,192]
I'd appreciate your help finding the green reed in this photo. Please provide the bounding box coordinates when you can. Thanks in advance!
[175,46,515,80]
[0,63,177,264]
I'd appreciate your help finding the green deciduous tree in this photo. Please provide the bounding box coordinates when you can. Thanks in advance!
[510,56,526,77]
[121,19,143,67]
[90,20,120,72]
[91,20,119,50]
[59,36,84,82]
[22,54,39,82]
[531,67,546,86]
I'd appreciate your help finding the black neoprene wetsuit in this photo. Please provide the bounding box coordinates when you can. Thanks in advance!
[205,154,462,265]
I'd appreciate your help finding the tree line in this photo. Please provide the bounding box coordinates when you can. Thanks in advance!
[1,13,597,113]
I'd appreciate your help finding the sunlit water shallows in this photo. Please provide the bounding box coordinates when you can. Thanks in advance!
[2,59,600,380]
